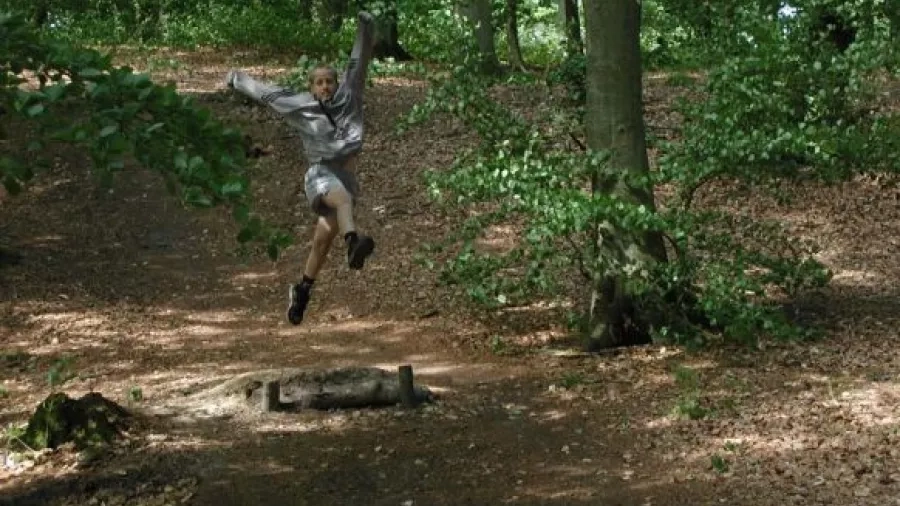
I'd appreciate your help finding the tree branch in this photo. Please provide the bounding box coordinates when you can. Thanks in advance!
[569,132,587,152]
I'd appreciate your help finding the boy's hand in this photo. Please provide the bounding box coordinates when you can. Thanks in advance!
[358,11,374,24]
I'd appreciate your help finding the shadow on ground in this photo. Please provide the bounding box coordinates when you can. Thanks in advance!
[3,364,897,506]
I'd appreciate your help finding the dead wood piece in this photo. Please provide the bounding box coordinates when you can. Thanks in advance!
[202,367,433,411]
[261,381,281,412]
[398,365,417,409]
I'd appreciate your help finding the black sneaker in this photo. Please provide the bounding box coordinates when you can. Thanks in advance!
[287,283,310,325]
[347,234,375,270]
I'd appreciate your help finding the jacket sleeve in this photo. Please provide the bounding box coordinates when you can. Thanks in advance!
[343,11,376,96]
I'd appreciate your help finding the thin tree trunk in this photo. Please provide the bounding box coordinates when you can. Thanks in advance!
[372,5,413,61]
[323,0,349,32]
[298,0,312,21]
[32,0,50,27]
[559,0,583,55]
[506,0,526,71]
[885,0,900,43]
[582,0,666,350]
[462,0,502,74]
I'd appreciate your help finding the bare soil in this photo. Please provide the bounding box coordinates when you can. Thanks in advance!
[2,48,900,506]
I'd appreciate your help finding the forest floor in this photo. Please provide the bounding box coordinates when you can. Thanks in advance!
[2,47,900,506]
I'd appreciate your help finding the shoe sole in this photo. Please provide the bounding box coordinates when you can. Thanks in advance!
[348,236,375,270]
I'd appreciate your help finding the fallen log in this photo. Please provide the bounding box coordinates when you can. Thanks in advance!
[198,366,433,412]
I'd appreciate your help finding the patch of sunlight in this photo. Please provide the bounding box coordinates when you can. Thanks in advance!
[374,76,427,87]
[275,319,396,338]
[131,371,239,396]
[70,329,119,339]
[474,237,516,254]
[826,383,900,427]
[829,268,880,286]
[536,465,602,480]
[254,420,328,435]
[499,300,573,313]
[157,437,233,452]
[140,327,233,346]
[178,86,217,94]
[306,343,370,355]
[216,363,261,372]
[157,309,243,323]
[372,361,451,374]
[24,234,66,244]
[27,311,78,323]
[181,324,231,337]
[538,409,569,422]
[643,416,675,430]
[374,333,406,344]
[230,271,278,282]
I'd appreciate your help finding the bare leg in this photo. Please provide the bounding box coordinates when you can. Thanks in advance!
[319,186,356,237]
[287,214,339,325]
[303,214,340,279]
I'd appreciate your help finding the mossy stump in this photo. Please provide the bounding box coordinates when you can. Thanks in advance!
[21,392,130,451]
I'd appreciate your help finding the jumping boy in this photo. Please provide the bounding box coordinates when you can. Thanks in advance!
[225,11,376,325]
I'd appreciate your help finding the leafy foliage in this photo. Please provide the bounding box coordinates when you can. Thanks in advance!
[2,0,351,51]
[400,59,832,347]
[0,12,290,258]
[661,0,900,196]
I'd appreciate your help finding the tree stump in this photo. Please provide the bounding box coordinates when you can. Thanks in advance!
[20,392,130,451]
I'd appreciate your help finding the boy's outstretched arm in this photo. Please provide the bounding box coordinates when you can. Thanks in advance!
[226,69,313,115]
[344,11,376,96]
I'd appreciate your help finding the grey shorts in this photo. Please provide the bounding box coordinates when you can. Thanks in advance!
[303,161,359,216]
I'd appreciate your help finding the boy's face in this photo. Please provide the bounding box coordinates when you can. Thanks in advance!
[310,68,337,102]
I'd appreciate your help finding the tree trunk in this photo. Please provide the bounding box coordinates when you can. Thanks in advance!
[559,0,583,56]
[372,8,413,61]
[506,0,526,71]
[323,0,349,32]
[32,0,50,27]
[298,0,313,21]
[582,0,667,350]
[885,0,900,44]
[462,0,502,74]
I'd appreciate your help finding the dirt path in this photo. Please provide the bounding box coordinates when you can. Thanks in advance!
[2,49,900,506]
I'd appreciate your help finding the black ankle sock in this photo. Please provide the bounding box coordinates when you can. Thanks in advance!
[300,275,315,288]
[344,231,358,244]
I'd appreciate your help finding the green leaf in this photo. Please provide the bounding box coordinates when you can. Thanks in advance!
[174,151,188,170]
[221,181,245,197]
[107,157,125,171]
[184,187,213,208]
[188,155,204,171]
[26,103,45,117]
[80,68,102,77]
[99,124,119,137]
[44,83,67,101]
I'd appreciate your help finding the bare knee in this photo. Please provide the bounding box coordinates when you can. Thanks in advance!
[321,186,352,208]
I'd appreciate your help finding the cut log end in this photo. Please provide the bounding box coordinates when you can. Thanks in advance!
[398,365,417,409]
[261,381,281,412]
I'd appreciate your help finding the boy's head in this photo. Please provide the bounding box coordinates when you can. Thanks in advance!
[309,65,338,102]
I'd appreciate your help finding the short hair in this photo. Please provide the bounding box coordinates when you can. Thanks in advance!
[308,65,338,85]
